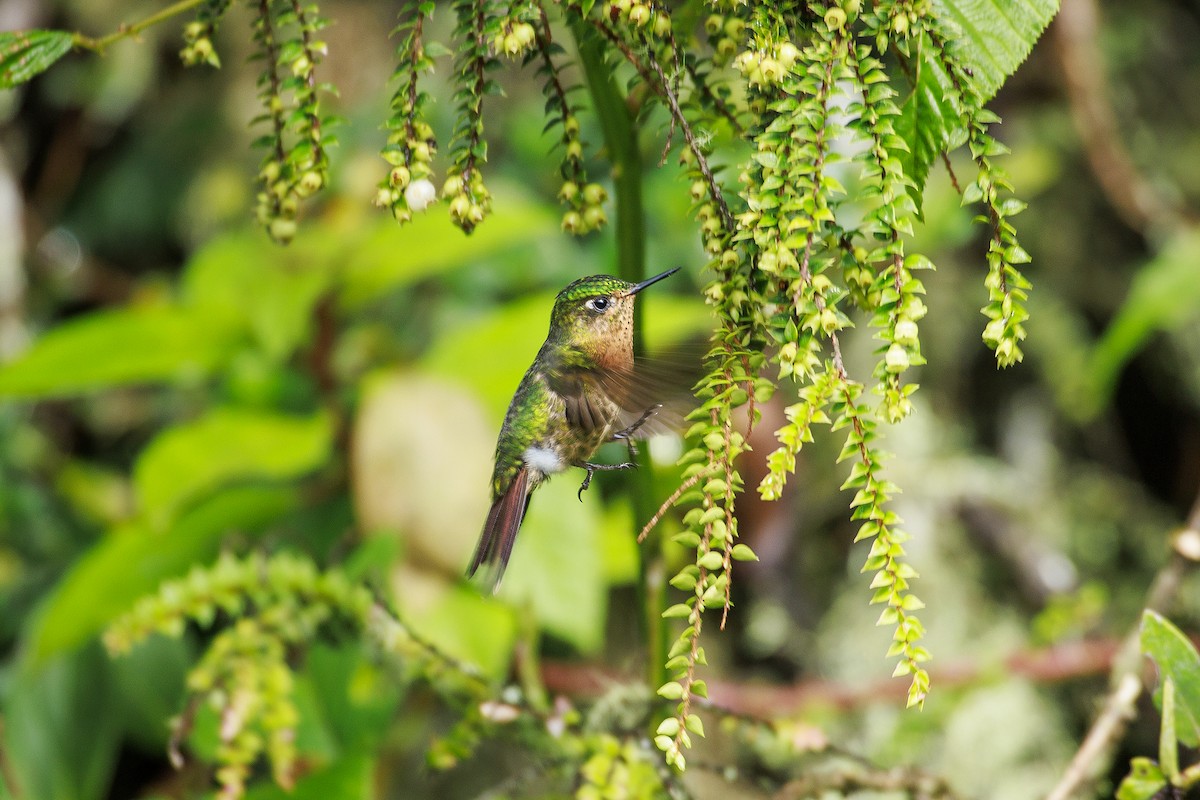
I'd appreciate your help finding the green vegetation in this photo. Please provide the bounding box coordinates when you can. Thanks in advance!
[3,0,1200,798]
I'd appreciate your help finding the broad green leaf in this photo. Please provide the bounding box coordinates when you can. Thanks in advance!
[244,753,374,800]
[1085,229,1200,416]
[0,305,242,398]
[933,0,1060,102]
[895,41,965,210]
[501,476,607,653]
[4,644,122,800]
[0,29,73,89]
[27,485,296,662]
[338,194,557,308]
[423,292,710,421]
[1140,609,1200,747]
[182,229,337,361]
[133,407,331,529]
[1115,757,1167,800]
[401,583,518,681]
[897,0,1058,203]
[304,643,403,752]
[109,635,189,751]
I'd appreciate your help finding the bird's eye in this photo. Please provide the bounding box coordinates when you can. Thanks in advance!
[587,297,610,313]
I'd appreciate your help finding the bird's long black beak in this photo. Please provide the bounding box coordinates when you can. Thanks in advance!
[627,267,680,296]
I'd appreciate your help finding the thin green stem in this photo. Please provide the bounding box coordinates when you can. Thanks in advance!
[572,23,667,690]
[72,0,207,54]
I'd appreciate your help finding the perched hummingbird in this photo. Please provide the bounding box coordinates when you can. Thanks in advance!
[467,267,680,592]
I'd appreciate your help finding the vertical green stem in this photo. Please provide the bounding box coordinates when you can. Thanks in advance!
[573,24,668,688]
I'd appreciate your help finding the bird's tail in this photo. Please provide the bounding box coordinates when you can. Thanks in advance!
[467,465,531,593]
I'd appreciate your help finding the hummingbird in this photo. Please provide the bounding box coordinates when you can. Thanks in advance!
[467,267,681,592]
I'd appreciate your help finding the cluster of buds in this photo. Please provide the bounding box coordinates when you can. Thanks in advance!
[491,17,537,58]
[180,20,220,67]
[603,0,673,37]
[443,169,492,233]
[731,40,800,87]
[180,0,229,68]
[702,14,744,67]
[254,162,300,244]
[376,120,438,223]
[558,180,608,235]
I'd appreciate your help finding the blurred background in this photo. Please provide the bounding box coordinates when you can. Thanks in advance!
[1,0,1200,798]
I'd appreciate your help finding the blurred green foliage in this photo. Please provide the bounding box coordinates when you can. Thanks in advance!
[1,0,1200,798]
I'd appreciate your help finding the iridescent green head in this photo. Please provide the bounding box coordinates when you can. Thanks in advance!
[546,268,679,364]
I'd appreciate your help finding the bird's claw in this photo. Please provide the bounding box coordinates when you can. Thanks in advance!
[577,460,637,501]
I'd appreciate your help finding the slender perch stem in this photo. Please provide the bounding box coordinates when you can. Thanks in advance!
[72,0,207,54]
[572,23,668,690]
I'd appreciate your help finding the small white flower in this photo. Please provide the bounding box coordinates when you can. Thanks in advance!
[404,178,437,212]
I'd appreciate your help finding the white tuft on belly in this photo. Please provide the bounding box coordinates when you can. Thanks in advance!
[523,445,564,474]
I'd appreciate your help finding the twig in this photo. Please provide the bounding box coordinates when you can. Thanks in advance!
[542,635,1133,714]
[1045,488,1200,800]
[587,17,734,233]
[72,0,207,54]
[638,468,711,542]
[1054,0,1195,235]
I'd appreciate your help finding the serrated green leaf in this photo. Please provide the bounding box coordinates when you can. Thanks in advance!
[894,35,966,210]
[933,0,1059,102]
[0,29,73,89]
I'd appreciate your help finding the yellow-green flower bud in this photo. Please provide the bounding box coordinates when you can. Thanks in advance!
[582,183,607,205]
[269,218,297,243]
[884,343,910,373]
[777,41,799,69]
[583,205,607,229]
[893,318,919,346]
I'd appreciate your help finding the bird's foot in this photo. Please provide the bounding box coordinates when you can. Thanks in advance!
[577,460,637,501]
[612,404,661,462]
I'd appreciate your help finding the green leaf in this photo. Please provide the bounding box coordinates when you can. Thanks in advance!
[933,0,1060,102]
[500,477,607,652]
[4,644,122,800]
[243,753,374,800]
[133,407,331,529]
[182,229,336,361]
[27,485,296,663]
[1140,609,1200,747]
[303,643,402,753]
[0,306,242,398]
[1084,229,1200,417]
[1115,757,1167,800]
[401,583,518,681]
[894,37,966,209]
[0,29,73,89]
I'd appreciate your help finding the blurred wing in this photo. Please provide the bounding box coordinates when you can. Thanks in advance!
[597,343,705,438]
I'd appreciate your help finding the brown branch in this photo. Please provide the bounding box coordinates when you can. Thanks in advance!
[1054,0,1195,235]
[1045,488,1200,800]
[542,635,1129,715]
